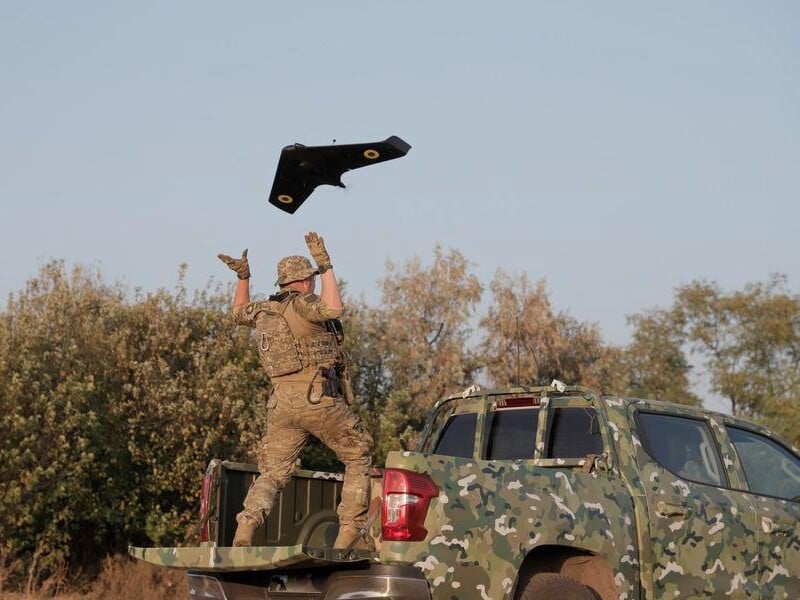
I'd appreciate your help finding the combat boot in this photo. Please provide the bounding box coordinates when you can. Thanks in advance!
[232,516,259,547]
[333,525,373,551]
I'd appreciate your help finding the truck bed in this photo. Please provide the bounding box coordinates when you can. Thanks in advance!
[204,460,344,547]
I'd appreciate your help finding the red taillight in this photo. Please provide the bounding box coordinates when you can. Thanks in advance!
[199,474,213,543]
[381,469,438,541]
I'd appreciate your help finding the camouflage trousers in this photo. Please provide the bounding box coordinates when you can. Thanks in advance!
[237,381,374,531]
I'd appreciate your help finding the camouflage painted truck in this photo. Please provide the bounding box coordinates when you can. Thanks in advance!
[130,384,800,599]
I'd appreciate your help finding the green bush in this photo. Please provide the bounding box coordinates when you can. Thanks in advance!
[0,262,268,586]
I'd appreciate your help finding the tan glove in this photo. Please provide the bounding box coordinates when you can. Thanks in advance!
[217,249,251,279]
[304,232,332,271]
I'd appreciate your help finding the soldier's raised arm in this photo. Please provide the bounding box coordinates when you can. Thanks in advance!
[305,232,342,312]
[218,249,251,308]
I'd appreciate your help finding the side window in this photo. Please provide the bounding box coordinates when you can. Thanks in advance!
[638,412,725,487]
[484,408,539,460]
[546,407,603,458]
[433,413,477,458]
[420,402,455,453]
[727,426,800,501]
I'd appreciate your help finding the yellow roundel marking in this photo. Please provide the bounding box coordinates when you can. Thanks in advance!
[277,194,294,204]
[363,149,380,159]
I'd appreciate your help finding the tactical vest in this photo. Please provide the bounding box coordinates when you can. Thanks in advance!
[254,294,342,377]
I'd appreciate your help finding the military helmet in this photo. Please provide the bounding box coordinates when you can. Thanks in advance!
[274,255,318,286]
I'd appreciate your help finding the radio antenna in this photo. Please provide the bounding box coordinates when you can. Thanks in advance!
[515,315,521,386]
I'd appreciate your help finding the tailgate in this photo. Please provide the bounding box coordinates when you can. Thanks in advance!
[128,544,374,572]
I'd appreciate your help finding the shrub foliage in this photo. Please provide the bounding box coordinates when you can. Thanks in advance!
[0,262,267,586]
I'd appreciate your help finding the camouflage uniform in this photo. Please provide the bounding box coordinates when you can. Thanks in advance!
[233,257,373,540]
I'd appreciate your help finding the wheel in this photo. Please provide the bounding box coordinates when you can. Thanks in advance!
[295,510,339,547]
[516,573,597,600]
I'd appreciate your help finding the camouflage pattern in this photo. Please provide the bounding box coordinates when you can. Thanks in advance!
[617,398,800,599]
[300,331,341,367]
[128,543,374,571]
[130,385,799,599]
[238,382,373,534]
[274,255,317,286]
[233,292,343,378]
[382,388,639,600]
[625,403,759,598]
[753,493,800,598]
[381,386,798,599]
[244,298,303,376]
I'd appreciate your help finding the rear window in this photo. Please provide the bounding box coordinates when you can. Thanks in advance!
[430,401,603,462]
[547,407,604,458]
[484,408,539,460]
[433,413,477,458]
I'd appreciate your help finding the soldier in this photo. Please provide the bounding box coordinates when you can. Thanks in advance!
[218,232,373,549]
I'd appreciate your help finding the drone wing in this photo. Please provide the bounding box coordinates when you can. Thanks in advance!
[268,135,411,214]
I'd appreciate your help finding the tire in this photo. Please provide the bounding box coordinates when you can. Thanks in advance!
[516,573,597,600]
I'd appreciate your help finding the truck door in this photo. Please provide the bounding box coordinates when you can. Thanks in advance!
[725,425,800,598]
[633,408,759,598]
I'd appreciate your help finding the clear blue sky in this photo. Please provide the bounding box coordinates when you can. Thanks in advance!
[2,2,798,356]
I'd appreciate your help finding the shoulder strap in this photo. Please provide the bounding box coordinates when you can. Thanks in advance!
[267,291,300,315]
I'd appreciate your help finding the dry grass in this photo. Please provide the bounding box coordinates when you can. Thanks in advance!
[0,555,187,600]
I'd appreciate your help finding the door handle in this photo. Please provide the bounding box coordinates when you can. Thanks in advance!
[656,501,692,519]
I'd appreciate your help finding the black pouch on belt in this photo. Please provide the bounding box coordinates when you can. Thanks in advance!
[320,367,343,398]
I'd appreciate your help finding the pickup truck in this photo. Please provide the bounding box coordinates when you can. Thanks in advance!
[130,383,800,599]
